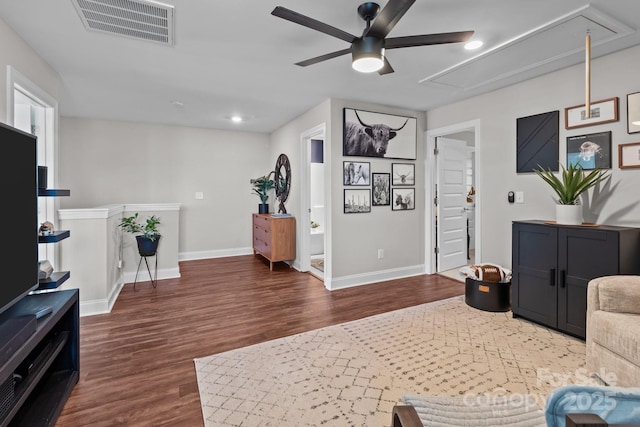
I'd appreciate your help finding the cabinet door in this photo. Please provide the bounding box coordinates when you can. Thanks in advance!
[512,223,558,327]
[557,228,618,338]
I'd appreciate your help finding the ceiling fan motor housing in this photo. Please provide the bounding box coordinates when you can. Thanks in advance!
[352,37,385,72]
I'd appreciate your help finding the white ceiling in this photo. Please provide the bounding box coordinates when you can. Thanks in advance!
[1,0,639,133]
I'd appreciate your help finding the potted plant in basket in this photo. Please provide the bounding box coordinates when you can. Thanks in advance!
[534,163,610,225]
[118,213,161,256]
[250,171,275,214]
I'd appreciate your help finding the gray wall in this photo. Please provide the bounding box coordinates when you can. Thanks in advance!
[59,118,270,258]
[427,44,640,268]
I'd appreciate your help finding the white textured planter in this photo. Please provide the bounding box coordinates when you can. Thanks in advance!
[556,204,583,225]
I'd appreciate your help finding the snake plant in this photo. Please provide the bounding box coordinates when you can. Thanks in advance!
[534,163,610,205]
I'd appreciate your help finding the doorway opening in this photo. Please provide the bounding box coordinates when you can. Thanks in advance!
[8,68,59,270]
[425,120,481,278]
[299,124,327,282]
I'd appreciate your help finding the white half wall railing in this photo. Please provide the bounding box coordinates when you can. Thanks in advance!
[58,203,181,316]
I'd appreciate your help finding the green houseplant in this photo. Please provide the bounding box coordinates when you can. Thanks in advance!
[534,163,610,224]
[250,171,275,214]
[118,213,161,256]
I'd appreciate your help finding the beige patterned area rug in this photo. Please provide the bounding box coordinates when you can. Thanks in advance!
[194,296,588,426]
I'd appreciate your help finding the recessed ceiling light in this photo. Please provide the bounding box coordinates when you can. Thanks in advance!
[464,40,483,50]
[231,115,243,123]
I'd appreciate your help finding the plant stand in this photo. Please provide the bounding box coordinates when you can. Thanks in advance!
[134,252,158,289]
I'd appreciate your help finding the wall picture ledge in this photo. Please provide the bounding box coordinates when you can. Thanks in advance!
[343,108,417,160]
[564,97,618,130]
[619,142,640,169]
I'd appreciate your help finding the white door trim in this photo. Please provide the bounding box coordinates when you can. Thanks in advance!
[425,119,482,274]
[299,123,326,275]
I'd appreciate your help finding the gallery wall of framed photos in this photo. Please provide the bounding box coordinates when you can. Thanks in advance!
[342,108,418,213]
[517,91,640,174]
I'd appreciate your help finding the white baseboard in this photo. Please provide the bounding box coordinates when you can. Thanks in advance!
[122,267,181,284]
[179,247,253,261]
[328,264,425,291]
[79,277,125,316]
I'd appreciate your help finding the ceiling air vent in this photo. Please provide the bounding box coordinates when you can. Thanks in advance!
[72,0,174,46]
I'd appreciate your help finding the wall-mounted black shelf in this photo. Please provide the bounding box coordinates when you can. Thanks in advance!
[37,271,70,290]
[38,230,70,244]
[37,189,70,197]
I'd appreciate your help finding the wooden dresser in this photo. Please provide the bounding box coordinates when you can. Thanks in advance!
[252,214,296,270]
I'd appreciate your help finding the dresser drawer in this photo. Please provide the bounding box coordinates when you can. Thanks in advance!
[253,236,271,257]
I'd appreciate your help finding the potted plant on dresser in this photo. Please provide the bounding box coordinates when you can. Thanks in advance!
[534,163,610,225]
[250,171,275,214]
[118,213,161,256]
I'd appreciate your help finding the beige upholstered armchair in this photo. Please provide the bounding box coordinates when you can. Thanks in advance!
[586,275,640,387]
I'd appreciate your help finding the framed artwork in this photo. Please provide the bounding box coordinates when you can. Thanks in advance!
[372,173,390,206]
[392,163,415,185]
[619,142,640,169]
[564,97,618,130]
[627,92,640,134]
[344,189,371,213]
[343,161,370,186]
[566,131,612,170]
[516,111,559,172]
[392,188,415,211]
[343,108,417,159]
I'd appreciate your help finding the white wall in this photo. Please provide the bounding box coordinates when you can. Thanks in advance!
[0,17,61,122]
[427,44,640,268]
[59,118,271,259]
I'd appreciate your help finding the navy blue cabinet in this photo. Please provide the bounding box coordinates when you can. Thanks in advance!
[512,220,640,339]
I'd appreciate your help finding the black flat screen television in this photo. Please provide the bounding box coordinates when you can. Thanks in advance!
[0,122,38,316]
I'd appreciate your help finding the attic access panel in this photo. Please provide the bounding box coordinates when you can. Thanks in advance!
[420,5,633,91]
[517,110,559,173]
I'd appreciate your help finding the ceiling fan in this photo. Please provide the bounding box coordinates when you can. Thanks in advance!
[271,0,474,75]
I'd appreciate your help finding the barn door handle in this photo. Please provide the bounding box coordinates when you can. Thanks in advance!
[559,270,566,288]
[550,268,556,286]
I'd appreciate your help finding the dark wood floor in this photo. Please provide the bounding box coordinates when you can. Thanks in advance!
[56,255,464,426]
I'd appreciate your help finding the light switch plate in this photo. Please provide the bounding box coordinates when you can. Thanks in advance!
[515,191,524,203]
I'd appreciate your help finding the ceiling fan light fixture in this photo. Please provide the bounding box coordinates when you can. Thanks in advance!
[352,37,384,73]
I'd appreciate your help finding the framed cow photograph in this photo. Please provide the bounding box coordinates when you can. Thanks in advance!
[343,108,417,160]
[392,163,415,185]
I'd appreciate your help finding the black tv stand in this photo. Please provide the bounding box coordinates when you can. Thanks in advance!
[0,289,79,427]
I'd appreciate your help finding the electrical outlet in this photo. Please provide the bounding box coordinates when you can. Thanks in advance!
[195,191,204,200]
[118,259,123,269]
[377,249,384,259]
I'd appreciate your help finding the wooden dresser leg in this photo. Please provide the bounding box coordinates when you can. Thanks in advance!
[270,261,273,271]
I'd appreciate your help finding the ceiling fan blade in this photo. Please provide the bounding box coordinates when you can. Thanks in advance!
[295,48,352,67]
[384,31,474,49]
[272,6,358,44]
[378,57,394,75]
[365,0,416,39]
